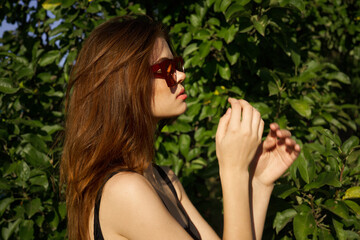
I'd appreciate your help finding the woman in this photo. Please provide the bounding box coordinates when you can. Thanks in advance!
[61,16,300,240]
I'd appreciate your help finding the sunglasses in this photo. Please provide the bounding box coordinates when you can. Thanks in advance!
[151,57,185,87]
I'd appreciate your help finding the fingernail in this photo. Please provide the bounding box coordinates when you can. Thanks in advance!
[226,108,232,114]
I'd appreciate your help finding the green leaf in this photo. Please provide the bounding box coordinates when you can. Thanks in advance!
[181,32,192,48]
[250,102,272,118]
[291,49,301,67]
[345,231,360,240]
[220,0,232,12]
[16,161,31,181]
[21,134,48,153]
[343,186,360,200]
[38,50,60,66]
[225,46,240,65]
[29,174,49,190]
[320,129,342,146]
[293,206,316,240]
[2,219,21,240]
[199,105,218,120]
[190,14,202,27]
[251,15,268,36]
[163,141,179,154]
[0,78,19,94]
[22,144,51,168]
[183,43,198,57]
[341,136,359,155]
[218,62,231,80]
[49,24,69,37]
[0,198,14,217]
[225,4,245,21]
[179,134,191,159]
[168,120,192,132]
[217,25,238,43]
[199,41,212,59]
[288,99,312,119]
[296,153,313,184]
[208,17,220,26]
[289,0,305,12]
[344,200,360,216]
[333,218,346,240]
[268,81,279,96]
[17,67,34,80]
[24,198,42,218]
[238,0,251,6]
[49,211,60,230]
[87,2,102,13]
[19,220,34,240]
[41,124,63,135]
[212,40,223,50]
[323,199,350,219]
[187,148,202,161]
[303,171,341,191]
[206,0,216,7]
[273,184,298,199]
[325,72,351,84]
[319,228,335,240]
[186,102,202,119]
[273,208,297,233]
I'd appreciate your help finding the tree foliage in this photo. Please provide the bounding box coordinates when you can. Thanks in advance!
[0,0,359,239]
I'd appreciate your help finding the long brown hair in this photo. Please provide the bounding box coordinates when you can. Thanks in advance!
[60,16,169,240]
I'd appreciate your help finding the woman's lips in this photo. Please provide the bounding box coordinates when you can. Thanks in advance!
[177,93,187,100]
[176,89,187,100]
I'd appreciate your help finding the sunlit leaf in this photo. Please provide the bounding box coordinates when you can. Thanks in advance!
[341,136,359,155]
[273,208,297,233]
[0,78,19,94]
[343,186,360,200]
[293,205,316,240]
[179,134,191,159]
[38,50,60,67]
[288,99,312,119]
[218,62,231,80]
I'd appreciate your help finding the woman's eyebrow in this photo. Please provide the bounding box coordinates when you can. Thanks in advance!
[152,57,173,65]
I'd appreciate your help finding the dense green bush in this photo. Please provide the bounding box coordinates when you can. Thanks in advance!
[0,0,359,239]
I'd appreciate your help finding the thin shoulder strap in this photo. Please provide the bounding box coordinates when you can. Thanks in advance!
[153,165,202,240]
[94,170,134,240]
[153,164,178,199]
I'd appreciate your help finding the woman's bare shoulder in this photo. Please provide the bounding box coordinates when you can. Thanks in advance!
[99,171,193,239]
[102,171,156,199]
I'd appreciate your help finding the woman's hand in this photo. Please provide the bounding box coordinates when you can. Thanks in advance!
[250,123,301,187]
[216,98,264,173]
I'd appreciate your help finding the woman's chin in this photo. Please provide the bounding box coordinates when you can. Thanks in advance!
[153,104,187,119]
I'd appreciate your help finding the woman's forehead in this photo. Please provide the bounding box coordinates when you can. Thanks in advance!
[151,38,173,64]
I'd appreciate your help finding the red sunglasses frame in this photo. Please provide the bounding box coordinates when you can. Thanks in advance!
[151,57,185,87]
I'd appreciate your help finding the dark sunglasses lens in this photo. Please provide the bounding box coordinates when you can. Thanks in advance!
[175,58,184,72]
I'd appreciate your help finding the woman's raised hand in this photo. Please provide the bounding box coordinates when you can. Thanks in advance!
[250,123,301,186]
[216,98,264,173]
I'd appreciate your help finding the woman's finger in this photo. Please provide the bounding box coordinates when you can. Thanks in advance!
[238,99,253,130]
[216,108,232,141]
[276,129,291,138]
[263,123,277,150]
[285,138,296,147]
[251,109,262,138]
[258,119,264,141]
[227,98,242,130]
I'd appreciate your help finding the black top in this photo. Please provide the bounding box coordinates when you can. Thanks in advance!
[94,165,201,240]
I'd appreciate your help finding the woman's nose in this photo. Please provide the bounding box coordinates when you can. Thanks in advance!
[176,70,186,84]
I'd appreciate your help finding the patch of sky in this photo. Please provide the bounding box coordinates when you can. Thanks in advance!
[1,0,68,67]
